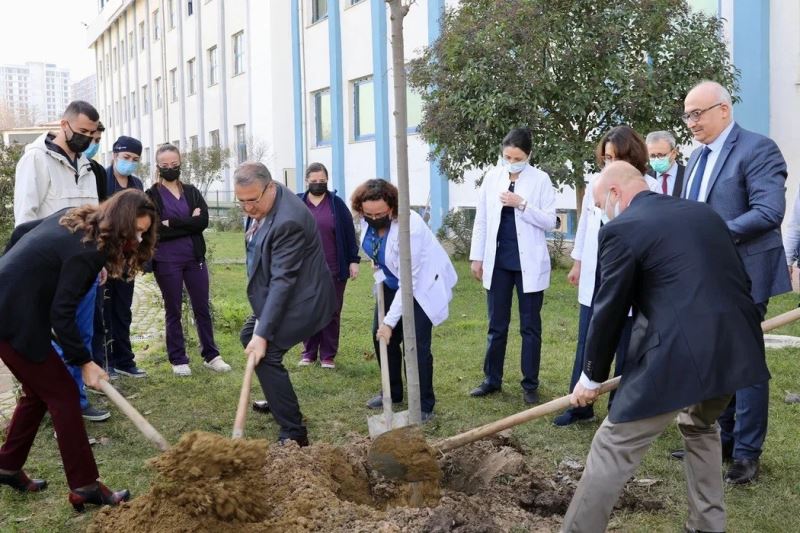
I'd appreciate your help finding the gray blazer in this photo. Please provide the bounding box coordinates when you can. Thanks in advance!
[246,183,336,350]
[683,122,791,304]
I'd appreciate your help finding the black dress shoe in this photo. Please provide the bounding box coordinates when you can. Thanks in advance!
[0,470,47,493]
[724,458,759,484]
[278,435,310,447]
[523,389,540,405]
[68,482,130,512]
[366,393,402,410]
[252,400,271,414]
[469,382,501,397]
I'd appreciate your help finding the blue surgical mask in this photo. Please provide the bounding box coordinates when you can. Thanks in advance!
[649,156,671,174]
[503,159,528,174]
[115,159,138,177]
[83,142,100,159]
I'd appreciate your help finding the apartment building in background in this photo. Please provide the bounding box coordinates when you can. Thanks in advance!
[71,74,98,107]
[0,62,71,124]
[87,0,799,232]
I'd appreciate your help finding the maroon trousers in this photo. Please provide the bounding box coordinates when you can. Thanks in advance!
[0,340,99,490]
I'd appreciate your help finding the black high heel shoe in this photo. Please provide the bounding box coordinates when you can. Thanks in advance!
[68,482,130,512]
[0,470,47,492]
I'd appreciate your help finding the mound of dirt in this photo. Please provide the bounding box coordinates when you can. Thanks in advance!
[89,430,660,532]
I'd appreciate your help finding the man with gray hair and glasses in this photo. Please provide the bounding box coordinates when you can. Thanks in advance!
[645,130,686,197]
[235,161,335,446]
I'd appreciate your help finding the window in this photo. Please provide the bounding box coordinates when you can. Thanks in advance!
[154,77,162,108]
[122,96,128,122]
[152,9,160,40]
[209,129,220,148]
[116,101,121,124]
[353,77,375,140]
[406,86,423,132]
[313,89,332,146]
[235,124,247,163]
[131,90,137,118]
[129,31,135,58]
[142,84,149,114]
[168,0,176,29]
[172,140,180,150]
[106,54,110,74]
[113,47,117,70]
[169,68,177,102]
[121,39,127,64]
[349,0,365,5]
[187,58,196,94]
[98,61,103,81]
[190,135,198,151]
[144,147,150,169]
[187,0,193,16]
[311,0,328,23]
[232,31,245,76]
[207,46,218,85]
[139,21,145,49]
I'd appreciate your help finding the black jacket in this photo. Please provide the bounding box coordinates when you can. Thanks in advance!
[90,159,108,201]
[145,183,209,262]
[0,210,105,365]
[585,191,769,423]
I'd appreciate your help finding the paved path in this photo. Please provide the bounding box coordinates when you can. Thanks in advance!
[0,274,164,424]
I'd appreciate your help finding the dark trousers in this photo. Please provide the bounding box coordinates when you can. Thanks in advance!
[301,276,347,361]
[0,341,99,490]
[565,304,633,416]
[482,267,543,392]
[239,316,307,440]
[719,301,770,460]
[153,259,219,365]
[372,283,436,413]
[103,278,136,370]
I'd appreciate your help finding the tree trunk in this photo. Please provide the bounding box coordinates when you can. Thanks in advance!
[575,183,585,221]
[387,0,421,424]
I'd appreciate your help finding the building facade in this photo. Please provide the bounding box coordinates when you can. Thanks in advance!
[71,74,98,107]
[0,62,71,124]
[88,0,799,230]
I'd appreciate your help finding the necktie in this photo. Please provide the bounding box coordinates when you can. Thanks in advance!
[246,217,262,243]
[661,173,669,195]
[686,146,712,201]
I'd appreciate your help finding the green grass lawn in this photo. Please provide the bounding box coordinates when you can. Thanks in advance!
[1,230,799,532]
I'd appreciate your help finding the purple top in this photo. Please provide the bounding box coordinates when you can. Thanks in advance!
[155,186,196,263]
[305,193,338,273]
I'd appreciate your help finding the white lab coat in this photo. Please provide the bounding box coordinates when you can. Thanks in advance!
[360,210,458,328]
[571,173,660,306]
[469,163,557,292]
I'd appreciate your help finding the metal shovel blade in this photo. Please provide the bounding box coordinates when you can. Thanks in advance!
[368,408,410,439]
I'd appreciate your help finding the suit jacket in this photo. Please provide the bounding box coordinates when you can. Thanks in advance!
[0,210,105,365]
[585,192,770,423]
[246,183,336,350]
[647,163,685,198]
[682,123,790,304]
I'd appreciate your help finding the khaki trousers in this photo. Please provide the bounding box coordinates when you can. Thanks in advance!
[562,395,732,533]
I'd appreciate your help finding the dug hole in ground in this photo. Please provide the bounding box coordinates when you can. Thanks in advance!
[88,429,662,532]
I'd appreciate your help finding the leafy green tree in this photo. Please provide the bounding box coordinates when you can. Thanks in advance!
[0,141,24,249]
[181,146,231,195]
[409,0,738,207]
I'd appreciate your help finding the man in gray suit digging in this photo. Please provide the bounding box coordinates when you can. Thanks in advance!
[236,161,335,447]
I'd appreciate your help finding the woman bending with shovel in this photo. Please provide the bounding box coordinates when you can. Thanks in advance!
[351,179,457,423]
[0,190,157,511]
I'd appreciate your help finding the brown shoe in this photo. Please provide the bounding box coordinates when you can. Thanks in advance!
[69,482,130,512]
[0,470,47,493]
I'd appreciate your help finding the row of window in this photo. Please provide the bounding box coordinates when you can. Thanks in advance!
[99,31,244,84]
[311,0,367,24]
[312,76,423,146]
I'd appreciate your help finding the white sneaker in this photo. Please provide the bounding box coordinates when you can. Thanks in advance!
[203,356,232,372]
[172,364,192,376]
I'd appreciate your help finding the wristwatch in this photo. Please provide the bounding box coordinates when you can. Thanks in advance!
[517,199,528,212]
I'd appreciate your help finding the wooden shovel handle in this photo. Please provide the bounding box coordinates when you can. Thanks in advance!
[435,377,621,454]
[98,380,169,451]
[232,352,257,439]
[761,307,800,333]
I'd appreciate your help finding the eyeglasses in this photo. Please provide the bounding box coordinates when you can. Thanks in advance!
[363,211,391,220]
[681,103,722,124]
[236,184,269,206]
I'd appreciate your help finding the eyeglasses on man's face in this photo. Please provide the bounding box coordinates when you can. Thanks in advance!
[681,103,722,124]
[236,184,269,206]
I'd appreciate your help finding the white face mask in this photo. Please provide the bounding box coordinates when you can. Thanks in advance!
[600,190,620,225]
[136,232,144,243]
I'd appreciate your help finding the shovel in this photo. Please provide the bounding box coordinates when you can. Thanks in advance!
[98,380,170,451]
[232,351,258,439]
[367,273,410,438]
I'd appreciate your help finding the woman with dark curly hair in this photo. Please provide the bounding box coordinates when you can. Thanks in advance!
[0,189,157,510]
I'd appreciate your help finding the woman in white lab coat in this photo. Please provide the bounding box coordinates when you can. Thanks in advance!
[352,179,458,422]
[468,128,557,405]
[553,124,660,426]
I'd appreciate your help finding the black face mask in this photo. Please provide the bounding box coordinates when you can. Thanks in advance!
[307,183,328,196]
[64,123,94,154]
[365,215,392,230]
[159,167,181,182]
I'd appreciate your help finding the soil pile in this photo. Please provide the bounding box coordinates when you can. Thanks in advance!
[89,431,660,532]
